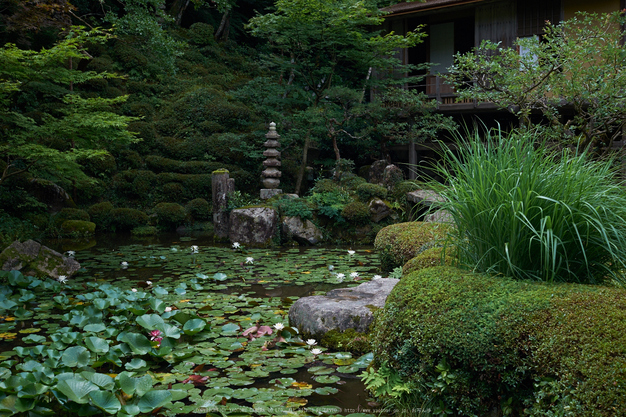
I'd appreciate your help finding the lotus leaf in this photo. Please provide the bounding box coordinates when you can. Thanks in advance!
[61,346,91,368]
[137,389,172,413]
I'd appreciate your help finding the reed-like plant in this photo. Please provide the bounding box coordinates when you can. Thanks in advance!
[434,127,626,285]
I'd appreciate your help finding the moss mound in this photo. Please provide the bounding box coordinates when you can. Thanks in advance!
[371,266,626,416]
[341,201,370,225]
[356,183,388,202]
[109,208,149,231]
[374,221,452,273]
[321,328,372,354]
[402,246,456,275]
[185,198,212,221]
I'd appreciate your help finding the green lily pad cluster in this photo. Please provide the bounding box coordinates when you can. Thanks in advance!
[0,244,381,416]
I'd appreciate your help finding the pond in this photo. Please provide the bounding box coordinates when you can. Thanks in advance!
[0,234,390,417]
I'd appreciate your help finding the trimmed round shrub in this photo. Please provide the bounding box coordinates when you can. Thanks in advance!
[109,208,149,232]
[402,246,456,275]
[113,170,157,200]
[60,220,96,236]
[186,198,212,221]
[131,226,158,237]
[339,173,366,190]
[341,201,371,225]
[356,183,388,202]
[374,221,452,273]
[161,182,185,202]
[54,208,90,228]
[154,203,187,230]
[371,266,626,416]
[88,201,113,229]
[189,22,215,45]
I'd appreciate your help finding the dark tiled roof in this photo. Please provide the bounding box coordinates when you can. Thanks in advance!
[382,0,487,15]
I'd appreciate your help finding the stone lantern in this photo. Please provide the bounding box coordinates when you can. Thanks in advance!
[260,122,282,199]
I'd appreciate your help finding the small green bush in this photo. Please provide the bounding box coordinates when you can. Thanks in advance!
[161,182,185,202]
[154,203,187,230]
[310,179,340,194]
[273,198,314,220]
[341,201,371,225]
[374,221,453,273]
[188,22,215,45]
[54,208,90,228]
[88,201,114,229]
[371,266,626,416]
[389,181,419,202]
[186,198,212,221]
[356,183,388,202]
[113,170,157,200]
[339,173,366,190]
[309,189,352,224]
[131,226,159,237]
[109,208,149,231]
[60,220,96,236]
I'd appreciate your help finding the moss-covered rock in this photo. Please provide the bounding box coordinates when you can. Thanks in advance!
[374,221,453,273]
[402,246,456,275]
[372,266,626,416]
[154,202,187,230]
[321,328,372,354]
[60,220,96,236]
[341,201,371,225]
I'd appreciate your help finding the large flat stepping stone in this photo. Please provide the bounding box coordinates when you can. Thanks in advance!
[288,278,399,338]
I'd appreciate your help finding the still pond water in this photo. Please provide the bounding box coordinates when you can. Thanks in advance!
[1,233,390,416]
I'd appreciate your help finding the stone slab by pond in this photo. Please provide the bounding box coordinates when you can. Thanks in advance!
[0,239,80,279]
[229,207,278,247]
[288,278,399,338]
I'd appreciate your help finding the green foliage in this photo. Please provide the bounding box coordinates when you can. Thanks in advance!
[371,266,626,416]
[273,197,314,220]
[309,189,352,224]
[131,225,159,237]
[153,203,187,231]
[447,11,626,153]
[341,201,370,225]
[0,27,139,188]
[226,191,261,212]
[0,212,42,249]
[356,183,388,202]
[402,246,456,276]
[374,221,453,273]
[435,127,626,285]
[109,208,149,232]
[87,202,114,230]
[60,220,96,237]
[321,329,371,354]
[185,198,212,222]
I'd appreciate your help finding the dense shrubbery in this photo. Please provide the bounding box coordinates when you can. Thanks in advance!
[108,208,149,232]
[370,266,626,416]
[356,183,388,202]
[436,128,626,285]
[154,203,187,230]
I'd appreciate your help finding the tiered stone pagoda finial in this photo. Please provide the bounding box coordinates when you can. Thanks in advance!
[260,122,282,200]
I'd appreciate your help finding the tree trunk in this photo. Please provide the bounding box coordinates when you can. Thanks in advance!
[215,9,231,41]
[295,129,311,195]
[169,0,190,26]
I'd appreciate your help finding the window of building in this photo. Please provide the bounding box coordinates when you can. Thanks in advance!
[517,0,562,38]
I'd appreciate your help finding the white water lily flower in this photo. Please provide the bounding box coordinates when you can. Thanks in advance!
[274,323,285,331]
[311,348,322,355]
[170,247,179,252]
[347,250,355,255]
[245,257,254,264]
[306,339,317,346]
[373,275,382,280]
[66,251,75,257]
[232,242,241,249]
[121,261,128,267]
[164,306,172,312]
[336,273,345,279]
[191,245,199,253]
[131,288,137,293]
[146,281,152,286]
[57,275,68,284]
[350,272,359,278]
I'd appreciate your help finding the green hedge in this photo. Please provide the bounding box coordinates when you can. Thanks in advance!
[371,266,626,416]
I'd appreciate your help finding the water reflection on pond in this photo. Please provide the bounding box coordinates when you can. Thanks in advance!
[42,233,386,416]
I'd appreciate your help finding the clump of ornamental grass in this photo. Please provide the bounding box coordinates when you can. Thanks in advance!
[434,127,626,285]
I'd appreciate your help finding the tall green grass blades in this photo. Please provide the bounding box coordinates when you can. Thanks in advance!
[435,127,626,285]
